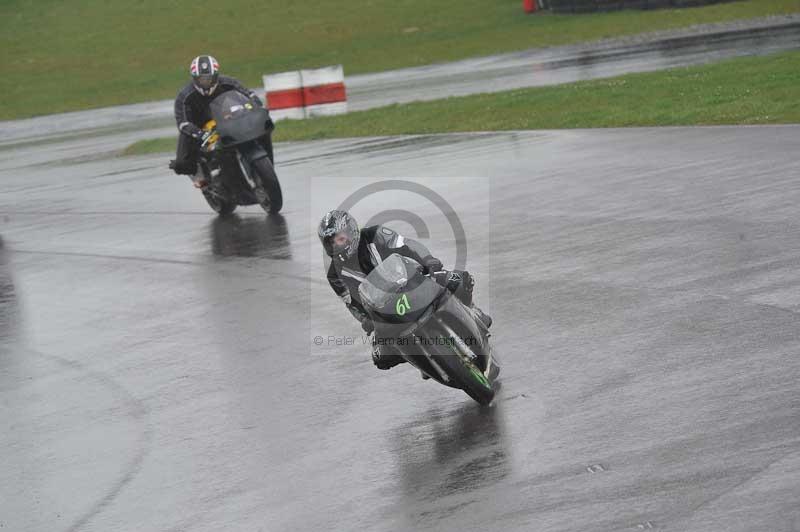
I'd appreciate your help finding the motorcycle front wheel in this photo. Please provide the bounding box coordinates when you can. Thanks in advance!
[202,187,237,215]
[198,163,237,215]
[429,348,495,406]
[252,158,283,214]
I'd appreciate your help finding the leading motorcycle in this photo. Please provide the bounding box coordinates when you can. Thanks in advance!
[195,91,282,214]
[359,254,500,405]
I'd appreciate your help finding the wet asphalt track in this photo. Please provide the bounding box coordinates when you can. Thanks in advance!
[1,125,799,531]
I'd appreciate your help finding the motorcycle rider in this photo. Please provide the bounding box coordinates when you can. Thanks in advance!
[318,209,492,370]
[169,55,275,184]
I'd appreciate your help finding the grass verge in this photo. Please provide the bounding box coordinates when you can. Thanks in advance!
[3,0,800,120]
[122,50,800,156]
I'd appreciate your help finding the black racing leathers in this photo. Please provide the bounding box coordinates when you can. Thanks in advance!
[326,225,471,324]
[174,76,263,139]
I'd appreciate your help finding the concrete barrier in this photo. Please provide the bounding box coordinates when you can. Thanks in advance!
[263,65,347,121]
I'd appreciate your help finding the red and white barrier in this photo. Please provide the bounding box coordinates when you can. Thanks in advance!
[263,65,347,121]
[301,65,347,118]
[262,71,305,121]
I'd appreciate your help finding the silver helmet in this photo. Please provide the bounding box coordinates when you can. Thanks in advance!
[318,210,360,262]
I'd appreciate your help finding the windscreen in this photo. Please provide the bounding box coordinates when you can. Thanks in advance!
[359,254,423,311]
[209,91,256,122]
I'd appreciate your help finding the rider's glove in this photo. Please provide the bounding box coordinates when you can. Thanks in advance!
[180,122,204,140]
[361,318,375,335]
[347,302,373,333]
[422,256,444,274]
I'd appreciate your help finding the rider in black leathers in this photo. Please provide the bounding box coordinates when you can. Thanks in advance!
[170,55,274,180]
[318,210,492,370]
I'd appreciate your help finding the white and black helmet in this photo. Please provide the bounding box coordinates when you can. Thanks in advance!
[190,55,220,96]
[318,210,360,262]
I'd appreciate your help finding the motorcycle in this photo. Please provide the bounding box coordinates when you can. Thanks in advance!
[359,253,500,405]
[195,91,282,214]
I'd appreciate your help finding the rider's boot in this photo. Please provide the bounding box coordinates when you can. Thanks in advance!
[371,341,406,370]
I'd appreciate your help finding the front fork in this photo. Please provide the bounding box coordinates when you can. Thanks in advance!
[235,141,271,195]
[236,152,257,190]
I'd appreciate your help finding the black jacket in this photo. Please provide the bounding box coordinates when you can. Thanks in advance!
[174,75,263,138]
[327,225,439,321]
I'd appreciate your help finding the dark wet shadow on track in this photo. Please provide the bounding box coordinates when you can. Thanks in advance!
[0,236,20,346]
[391,401,511,507]
[209,213,292,259]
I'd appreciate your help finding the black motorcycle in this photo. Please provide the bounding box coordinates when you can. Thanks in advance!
[359,254,500,405]
[196,91,282,214]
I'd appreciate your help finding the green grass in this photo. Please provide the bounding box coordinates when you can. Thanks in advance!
[122,49,800,156]
[3,0,800,120]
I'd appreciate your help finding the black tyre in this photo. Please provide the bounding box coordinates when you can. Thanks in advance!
[203,188,237,215]
[197,163,237,215]
[252,158,283,214]
[430,348,495,405]
[485,346,501,382]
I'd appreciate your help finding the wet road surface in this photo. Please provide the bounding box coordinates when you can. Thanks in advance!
[346,17,800,110]
[4,15,799,147]
[1,125,799,531]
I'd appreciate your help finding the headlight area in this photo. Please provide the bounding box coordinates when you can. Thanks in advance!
[397,305,436,339]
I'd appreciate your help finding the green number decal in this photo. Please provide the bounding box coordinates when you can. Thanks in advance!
[395,294,411,316]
